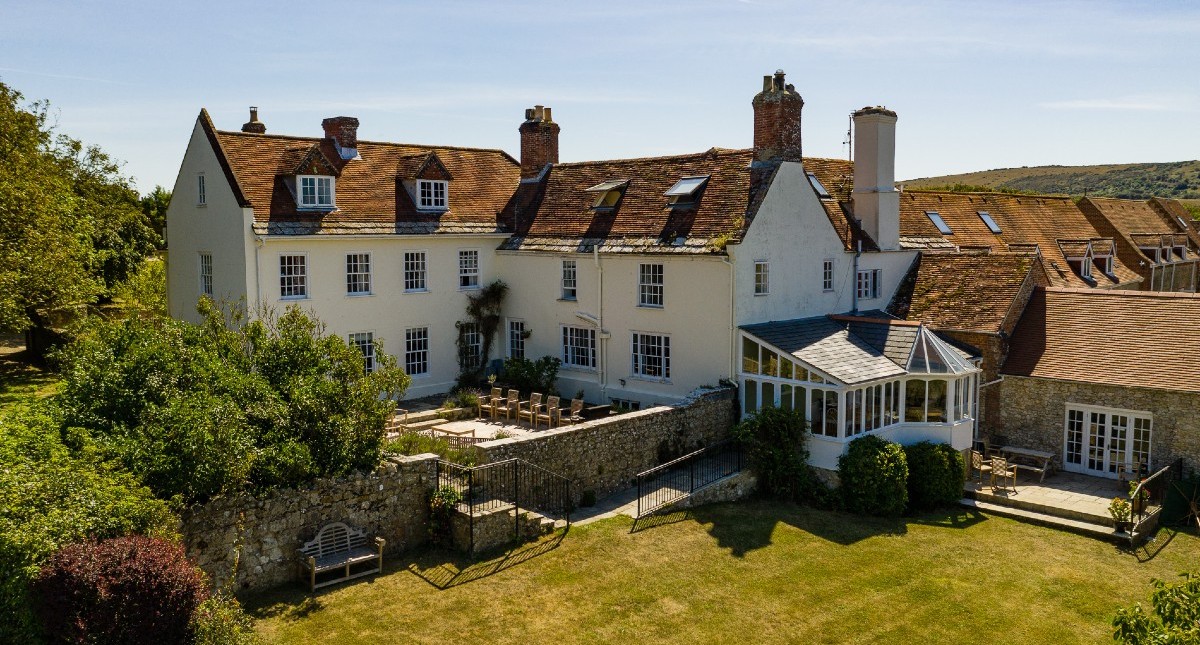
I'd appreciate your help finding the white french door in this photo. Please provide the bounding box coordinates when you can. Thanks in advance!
[1063,405,1151,478]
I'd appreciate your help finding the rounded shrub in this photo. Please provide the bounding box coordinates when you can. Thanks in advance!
[31,535,209,644]
[837,435,908,517]
[733,406,810,500]
[903,441,966,512]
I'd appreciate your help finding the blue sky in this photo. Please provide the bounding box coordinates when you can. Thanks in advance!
[3,0,1198,194]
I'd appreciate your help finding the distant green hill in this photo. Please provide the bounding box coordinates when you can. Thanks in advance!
[903,161,1200,208]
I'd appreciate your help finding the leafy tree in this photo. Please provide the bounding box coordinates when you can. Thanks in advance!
[0,81,157,352]
[0,405,175,643]
[1112,571,1200,644]
[140,186,171,246]
[0,82,99,338]
[53,300,410,502]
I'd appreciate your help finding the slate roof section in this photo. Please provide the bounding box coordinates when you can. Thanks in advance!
[1003,287,1200,393]
[888,252,1044,334]
[897,191,1142,289]
[741,316,908,385]
[205,117,520,231]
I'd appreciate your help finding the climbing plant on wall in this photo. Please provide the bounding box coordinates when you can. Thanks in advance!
[455,280,508,386]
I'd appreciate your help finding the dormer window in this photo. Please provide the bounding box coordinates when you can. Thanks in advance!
[807,172,831,199]
[978,211,1002,233]
[299,175,333,208]
[417,179,448,210]
[1140,246,1160,263]
[1093,253,1113,276]
[664,175,709,207]
[585,179,629,212]
[925,210,953,235]
[1175,245,1188,260]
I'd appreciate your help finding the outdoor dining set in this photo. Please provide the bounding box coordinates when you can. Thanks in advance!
[475,388,585,430]
[970,439,1058,493]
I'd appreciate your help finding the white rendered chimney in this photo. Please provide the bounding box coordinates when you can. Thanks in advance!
[852,106,899,251]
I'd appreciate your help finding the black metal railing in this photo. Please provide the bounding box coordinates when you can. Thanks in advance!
[1129,458,1183,546]
[635,440,743,518]
[435,458,571,553]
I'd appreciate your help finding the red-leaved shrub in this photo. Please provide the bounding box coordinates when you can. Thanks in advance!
[31,535,209,644]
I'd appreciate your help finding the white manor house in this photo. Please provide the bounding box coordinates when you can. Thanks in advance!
[170,69,1089,471]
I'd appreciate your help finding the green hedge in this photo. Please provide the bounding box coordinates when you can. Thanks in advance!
[838,435,908,517]
[903,441,965,511]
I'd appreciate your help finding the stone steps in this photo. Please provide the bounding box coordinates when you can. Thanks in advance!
[960,498,1128,544]
[964,486,1112,527]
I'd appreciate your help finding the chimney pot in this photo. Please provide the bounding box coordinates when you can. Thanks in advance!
[762,75,772,92]
[518,105,560,178]
[241,106,266,134]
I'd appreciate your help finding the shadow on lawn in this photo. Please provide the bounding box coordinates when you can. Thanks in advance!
[681,501,987,557]
[407,528,568,590]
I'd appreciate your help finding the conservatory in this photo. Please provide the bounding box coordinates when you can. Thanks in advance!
[739,315,981,470]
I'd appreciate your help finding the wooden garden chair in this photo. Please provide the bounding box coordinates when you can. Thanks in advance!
[535,395,560,430]
[564,398,585,424]
[518,392,543,427]
[498,389,521,421]
[971,450,992,484]
[477,387,504,420]
[990,457,1017,492]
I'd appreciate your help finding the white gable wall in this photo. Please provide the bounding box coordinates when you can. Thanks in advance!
[165,120,254,322]
[731,161,916,326]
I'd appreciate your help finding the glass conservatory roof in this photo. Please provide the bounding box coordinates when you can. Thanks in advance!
[907,326,977,375]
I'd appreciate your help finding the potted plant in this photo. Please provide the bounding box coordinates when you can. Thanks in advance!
[1109,497,1132,533]
[1129,479,1150,515]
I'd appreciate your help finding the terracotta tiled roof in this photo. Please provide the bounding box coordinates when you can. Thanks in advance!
[802,157,878,252]
[502,148,771,253]
[1149,197,1200,248]
[201,111,520,232]
[897,191,1141,289]
[501,151,870,254]
[888,252,1045,334]
[1002,287,1200,392]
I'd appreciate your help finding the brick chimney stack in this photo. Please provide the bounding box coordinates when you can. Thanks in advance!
[322,116,360,159]
[519,105,559,179]
[752,69,804,162]
[241,106,266,134]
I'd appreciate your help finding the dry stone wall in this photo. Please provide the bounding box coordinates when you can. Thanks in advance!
[476,386,737,502]
[178,454,437,593]
[998,376,1200,473]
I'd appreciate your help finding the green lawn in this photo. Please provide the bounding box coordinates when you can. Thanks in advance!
[249,501,1199,644]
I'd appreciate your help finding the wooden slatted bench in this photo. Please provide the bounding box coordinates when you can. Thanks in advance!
[298,522,385,592]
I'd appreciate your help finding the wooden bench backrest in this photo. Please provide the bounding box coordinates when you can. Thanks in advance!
[299,522,370,559]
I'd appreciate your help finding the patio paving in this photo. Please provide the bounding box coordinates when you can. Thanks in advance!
[429,417,544,441]
[964,469,1126,526]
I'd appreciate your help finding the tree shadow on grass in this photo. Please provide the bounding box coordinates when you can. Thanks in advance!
[683,501,987,557]
[407,528,567,590]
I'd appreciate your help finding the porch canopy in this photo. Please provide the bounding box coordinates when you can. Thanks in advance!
[739,313,980,451]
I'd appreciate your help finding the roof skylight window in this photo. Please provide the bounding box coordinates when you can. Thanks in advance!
[806,172,832,199]
[1178,216,1190,230]
[585,179,629,211]
[665,175,710,207]
[977,211,1002,234]
[925,210,953,235]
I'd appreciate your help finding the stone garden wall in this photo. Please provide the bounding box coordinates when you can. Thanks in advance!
[178,453,437,593]
[475,386,738,502]
[998,376,1200,473]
